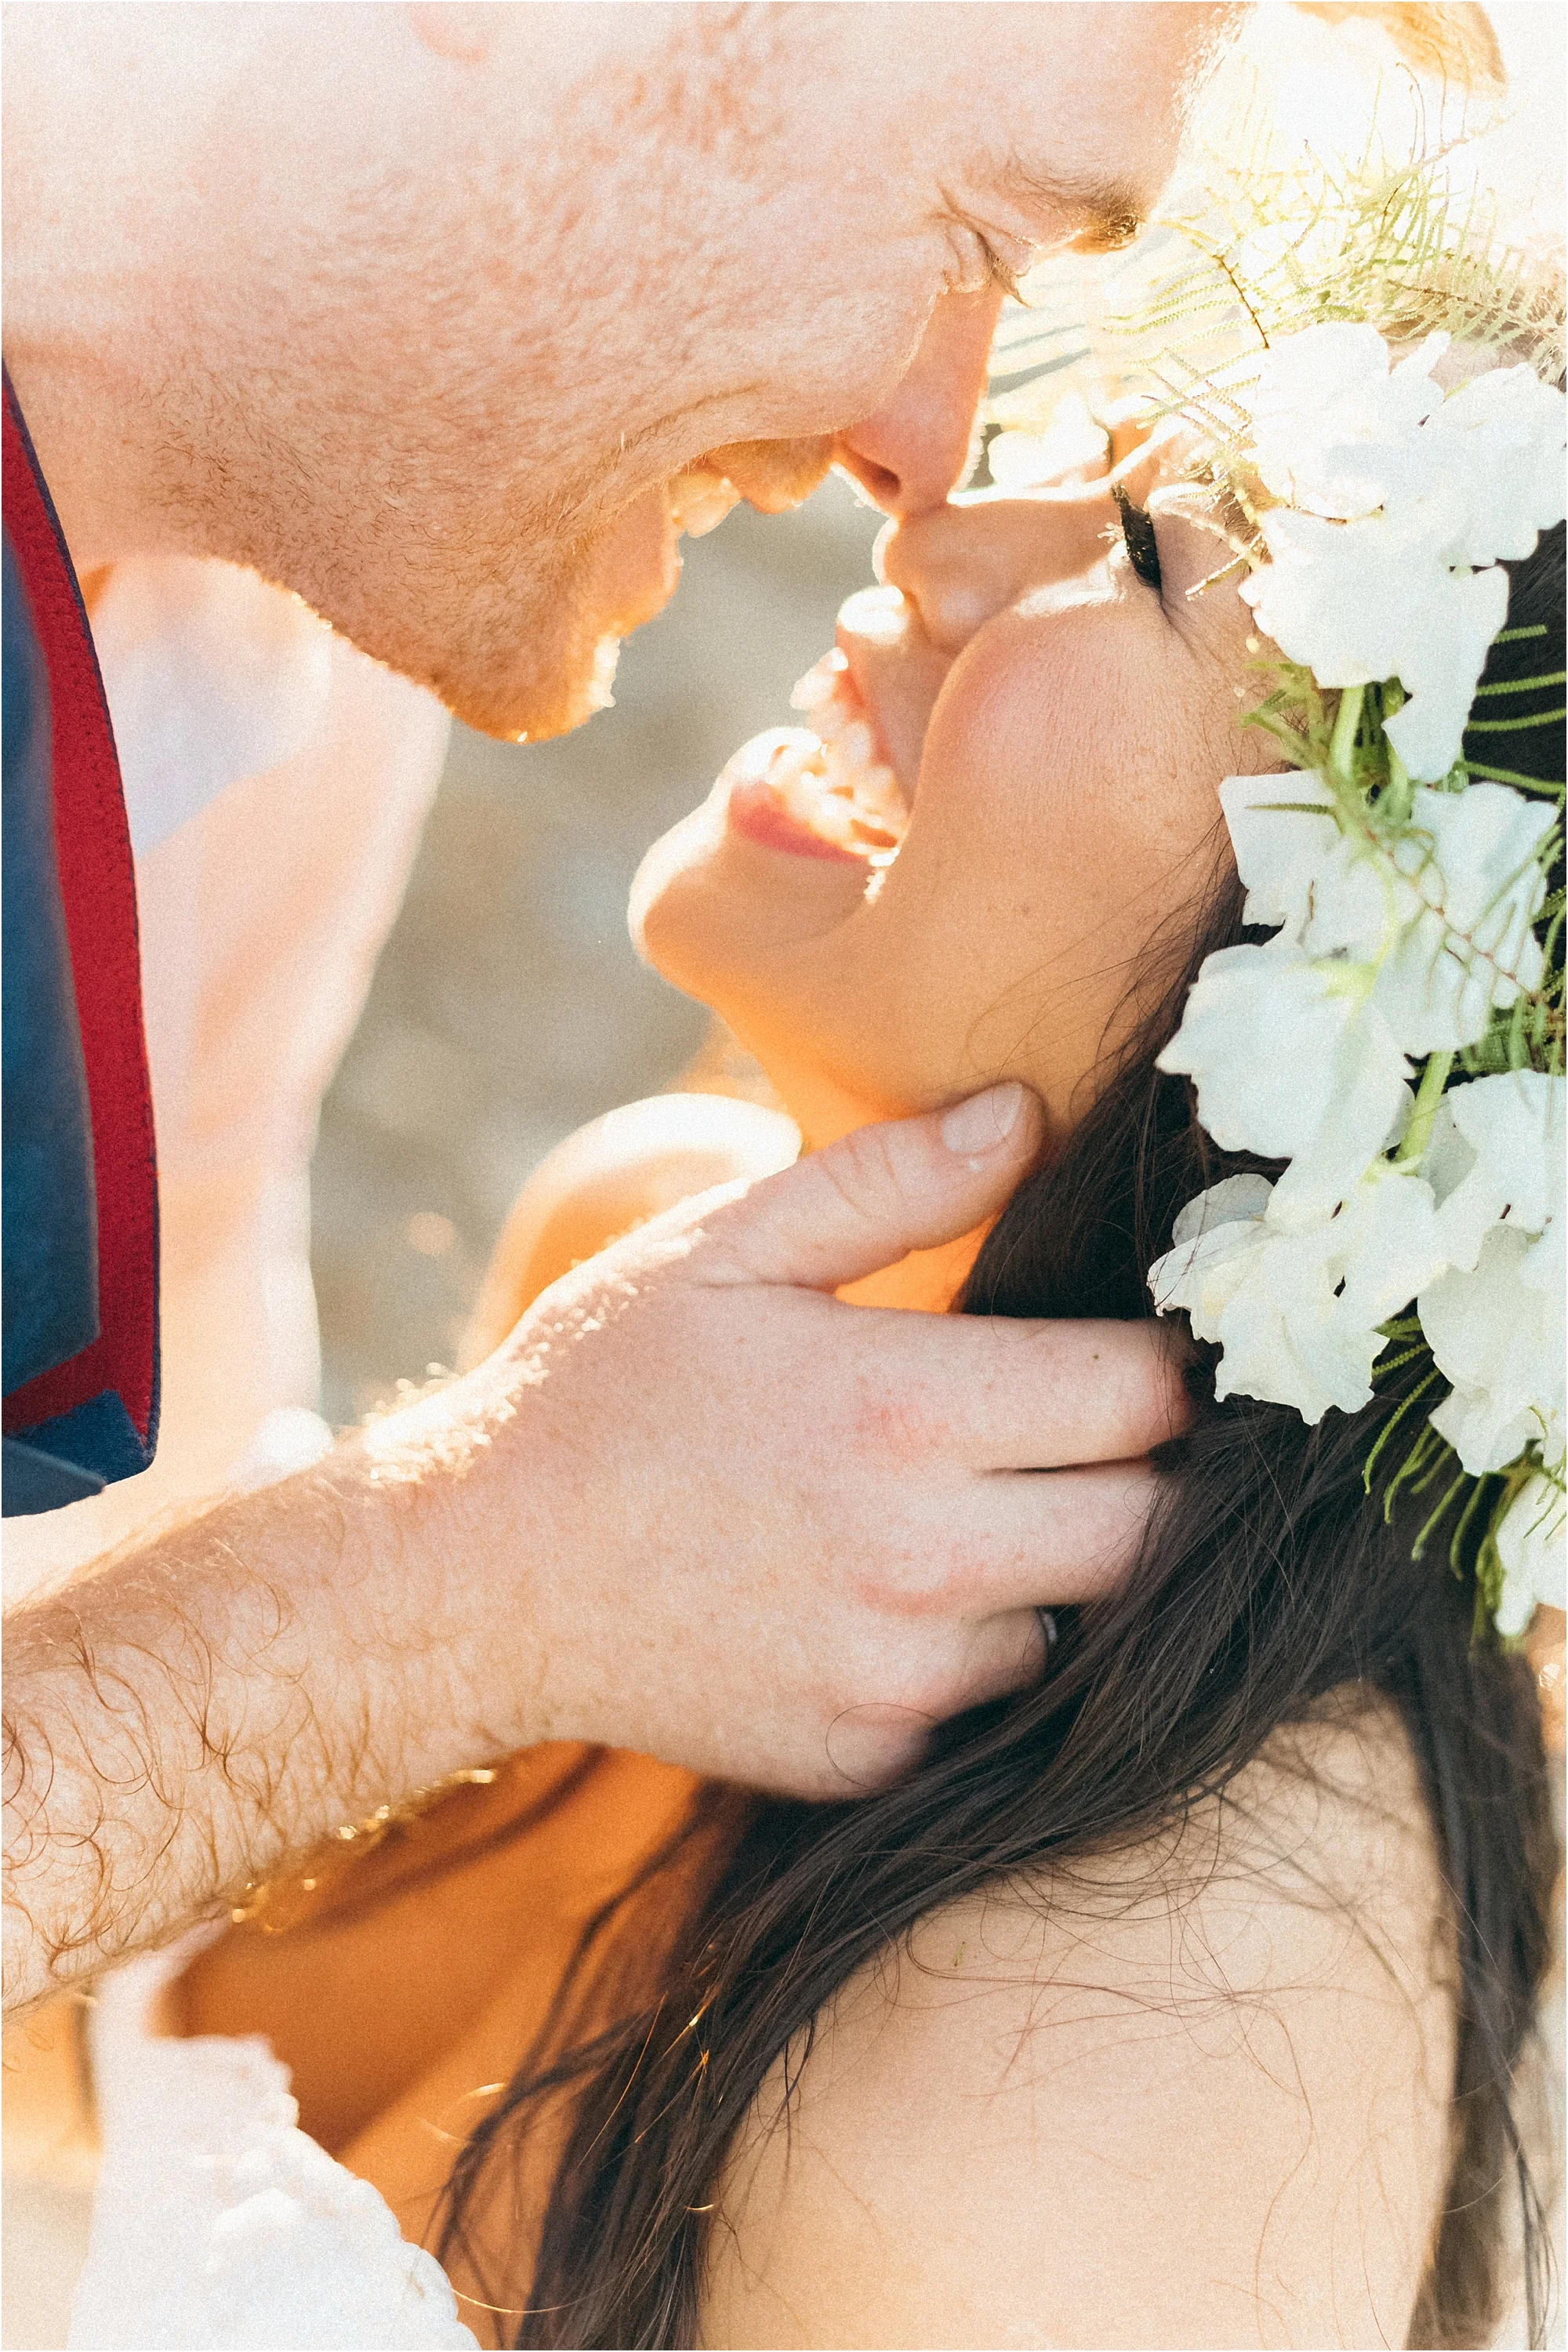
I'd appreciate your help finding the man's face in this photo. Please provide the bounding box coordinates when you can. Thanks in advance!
[198,2,1235,739]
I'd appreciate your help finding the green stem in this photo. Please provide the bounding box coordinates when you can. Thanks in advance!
[1472,670,1566,696]
[1457,759,1566,797]
[1383,736,1412,826]
[1466,705,1567,733]
[1397,1051,1454,1164]
[1329,685,1364,785]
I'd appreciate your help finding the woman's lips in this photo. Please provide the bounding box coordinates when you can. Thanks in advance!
[724,733,869,863]
[721,656,908,865]
[716,578,953,866]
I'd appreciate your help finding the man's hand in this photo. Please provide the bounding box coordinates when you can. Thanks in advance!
[441,1080,1186,1795]
[3,1083,1185,2012]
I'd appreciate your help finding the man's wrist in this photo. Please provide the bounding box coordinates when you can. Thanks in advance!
[2,1406,537,2011]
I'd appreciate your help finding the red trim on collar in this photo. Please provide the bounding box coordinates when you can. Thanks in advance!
[3,379,159,1450]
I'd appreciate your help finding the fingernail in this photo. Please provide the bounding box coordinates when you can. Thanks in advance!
[940,1081,1024,1160]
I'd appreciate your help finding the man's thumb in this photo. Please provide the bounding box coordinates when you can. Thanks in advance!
[702,1083,1044,1290]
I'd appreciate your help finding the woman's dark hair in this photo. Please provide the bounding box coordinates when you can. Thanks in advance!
[434,524,1564,2350]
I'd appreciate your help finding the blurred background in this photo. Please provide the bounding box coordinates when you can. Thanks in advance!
[310,480,880,1424]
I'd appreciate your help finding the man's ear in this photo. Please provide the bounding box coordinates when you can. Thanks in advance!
[406,5,499,67]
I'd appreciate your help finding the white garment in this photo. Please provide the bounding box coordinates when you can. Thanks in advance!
[92,557,335,858]
[67,1939,477,2351]
[2,557,451,2351]
[2,557,449,1600]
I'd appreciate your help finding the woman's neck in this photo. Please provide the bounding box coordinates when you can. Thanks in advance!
[836,1222,992,1311]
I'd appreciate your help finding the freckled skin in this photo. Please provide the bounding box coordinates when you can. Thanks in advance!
[2,4,1235,740]
[637,465,1280,1152]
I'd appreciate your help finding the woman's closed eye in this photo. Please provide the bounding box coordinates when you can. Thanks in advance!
[1112,484,1162,591]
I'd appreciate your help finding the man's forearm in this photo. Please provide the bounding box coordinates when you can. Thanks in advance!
[2,1437,516,2014]
[4,1098,1185,2014]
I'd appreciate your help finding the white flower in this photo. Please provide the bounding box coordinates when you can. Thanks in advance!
[1157,322,1563,1618]
[1218,775,1551,1052]
[1493,1472,1566,1639]
[1247,324,1446,521]
[1418,366,1568,567]
[1244,325,1566,561]
[1157,939,1413,1221]
[1421,1069,1565,1270]
[1419,1072,1565,1478]
[1373,786,1552,1049]
[1218,771,1383,943]
[1237,327,1566,780]
[1421,1221,1566,1475]
[1241,506,1508,781]
[1149,1163,1445,1423]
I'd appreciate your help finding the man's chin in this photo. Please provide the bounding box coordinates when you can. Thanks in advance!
[441,555,686,739]
[444,628,625,744]
[434,502,682,741]
[708,435,834,515]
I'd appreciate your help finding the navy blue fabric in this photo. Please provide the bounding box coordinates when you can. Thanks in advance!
[2,1433,106,1513]
[2,534,100,1406]
[3,1391,151,1517]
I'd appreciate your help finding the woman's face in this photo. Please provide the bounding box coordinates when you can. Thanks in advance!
[631,436,1277,1149]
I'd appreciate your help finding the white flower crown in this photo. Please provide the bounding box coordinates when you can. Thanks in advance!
[1144,321,1565,1638]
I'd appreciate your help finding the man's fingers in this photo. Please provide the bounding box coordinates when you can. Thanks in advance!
[866,1460,1163,1628]
[699,1084,1046,1290]
[848,1463,1163,1741]
[815,1306,1191,1471]
[932,1312,1192,1469]
[948,1461,1163,1612]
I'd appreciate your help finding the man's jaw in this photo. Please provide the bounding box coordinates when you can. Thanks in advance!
[430,479,679,742]
[451,439,839,744]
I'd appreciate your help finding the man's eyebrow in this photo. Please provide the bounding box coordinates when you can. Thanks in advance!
[998,158,1149,255]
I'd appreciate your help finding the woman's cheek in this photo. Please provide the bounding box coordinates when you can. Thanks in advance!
[907,621,1102,913]
[891,618,1183,1123]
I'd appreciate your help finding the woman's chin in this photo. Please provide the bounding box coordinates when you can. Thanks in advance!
[629,758,875,1007]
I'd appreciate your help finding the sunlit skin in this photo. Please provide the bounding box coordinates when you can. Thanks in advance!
[2,0,1264,2045]
[5,9,1530,2334]
[129,442,1472,2352]
[2,2,1234,739]
[633,442,1281,1159]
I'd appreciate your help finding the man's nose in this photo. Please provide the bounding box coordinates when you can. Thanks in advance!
[831,286,1004,517]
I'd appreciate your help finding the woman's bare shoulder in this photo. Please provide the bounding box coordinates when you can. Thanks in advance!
[700,1697,1454,2350]
[464,1092,800,1356]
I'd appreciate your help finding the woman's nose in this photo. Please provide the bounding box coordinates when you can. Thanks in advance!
[880,485,1118,655]
[831,286,1004,517]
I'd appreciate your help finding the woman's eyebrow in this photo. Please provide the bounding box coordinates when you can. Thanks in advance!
[998,158,1149,254]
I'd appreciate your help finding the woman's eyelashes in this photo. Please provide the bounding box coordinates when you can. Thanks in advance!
[1112,485,1163,591]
